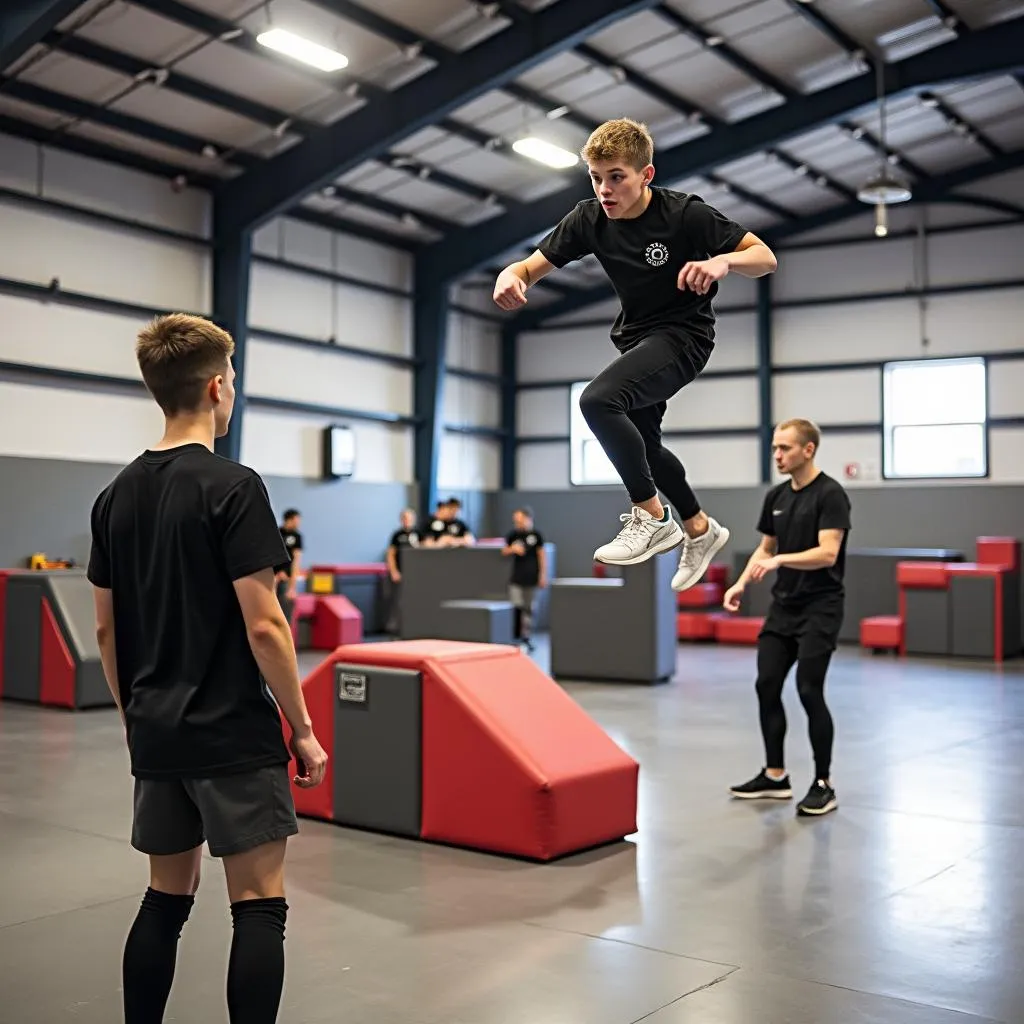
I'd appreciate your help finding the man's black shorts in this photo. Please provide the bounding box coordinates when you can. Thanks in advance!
[131,764,298,858]
[759,593,844,659]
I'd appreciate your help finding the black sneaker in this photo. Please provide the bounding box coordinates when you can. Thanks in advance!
[729,769,792,800]
[797,780,837,817]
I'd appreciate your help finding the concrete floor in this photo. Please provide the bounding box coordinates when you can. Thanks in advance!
[1,639,1023,1023]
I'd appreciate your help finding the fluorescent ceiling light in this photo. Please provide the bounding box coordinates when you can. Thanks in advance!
[512,137,578,169]
[256,28,349,72]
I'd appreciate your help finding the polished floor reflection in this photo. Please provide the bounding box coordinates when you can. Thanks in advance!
[1,640,1022,1023]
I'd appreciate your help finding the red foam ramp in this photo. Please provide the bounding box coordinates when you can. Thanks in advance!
[311,595,362,649]
[334,640,638,861]
[677,612,718,640]
[860,615,902,649]
[705,564,728,586]
[715,616,764,644]
[677,582,723,609]
[39,596,75,708]
[286,652,337,822]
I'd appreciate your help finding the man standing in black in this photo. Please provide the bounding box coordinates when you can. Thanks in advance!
[274,507,302,625]
[723,419,851,817]
[87,313,327,1023]
[385,507,420,634]
[501,507,548,652]
[493,117,776,590]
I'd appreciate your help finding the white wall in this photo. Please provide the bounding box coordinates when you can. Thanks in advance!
[515,199,1024,491]
[0,132,210,465]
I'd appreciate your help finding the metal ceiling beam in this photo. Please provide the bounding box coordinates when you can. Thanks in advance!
[513,148,1024,329]
[919,91,1004,159]
[418,19,1024,286]
[769,147,857,202]
[837,120,929,180]
[0,0,82,70]
[653,3,793,98]
[920,0,961,29]
[781,0,866,61]
[214,0,663,235]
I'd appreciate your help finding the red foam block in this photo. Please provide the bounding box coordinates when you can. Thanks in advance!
[333,640,638,861]
[860,615,902,649]
[704,564,729,586]
[287,653,337,822]
[676,612,718,640]
[976,537,1020,571]
[676,582,723,609]
[311,595,363,649]
[39,596,76,707]
[310,563,388,577]
[714,616,764,644]
[896,561,950,588]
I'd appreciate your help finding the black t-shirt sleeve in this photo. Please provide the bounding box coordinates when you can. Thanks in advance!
[683,199,748,258]
[217,475,292,581]
[534,531,545,546]
[86,490,111,588]
[756,488,777,536]
[388,530,402,548]
[538,203,592,268]
[819,484,852,532]
[292,531,304,552]
[505,531,516,545]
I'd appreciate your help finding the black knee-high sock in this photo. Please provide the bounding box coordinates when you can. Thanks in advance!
[227,897,288,1024]
[123,887,194,1023]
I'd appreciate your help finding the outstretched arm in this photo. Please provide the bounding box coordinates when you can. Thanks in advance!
[493,250,558,310]
[679,232,777,294]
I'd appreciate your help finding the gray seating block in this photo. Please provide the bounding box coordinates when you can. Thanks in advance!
[903,589,951,656]
[332,663,422,838]
[437,600,515,645]
[951,572,1022,659]
[1005,571,1022,655]
[550,554,676,684]
[3,577,43,701]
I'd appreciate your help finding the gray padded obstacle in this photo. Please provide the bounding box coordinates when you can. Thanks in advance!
[399,544,556,640]
[2,570,112,708]
[332,662,422,837]
[949,572,1021,660]
[903,588,951,656]
[549,552,677,684]
[437,599,515,645]
[733,547,964,643]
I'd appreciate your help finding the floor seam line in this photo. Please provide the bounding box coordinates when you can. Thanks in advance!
[628,967,741,1024]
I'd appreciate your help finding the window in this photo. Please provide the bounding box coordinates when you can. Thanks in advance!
[882,357,987,479]
[570,381,618,485]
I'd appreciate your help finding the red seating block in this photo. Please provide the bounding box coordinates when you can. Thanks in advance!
[676,612,718,640]
[331,640,639,861]
[309,563,388,577]
[39,596,76,707]
[705,564,729,586]
[676,582,723,609]
[714,616,764,644]
[860,615,902,650]
[310,595,362,649]
[896,561,950,588]
[976,536,1021,571]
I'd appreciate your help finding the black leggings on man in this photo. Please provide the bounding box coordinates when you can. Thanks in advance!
[579,332,704,521]
[755,631,835,782]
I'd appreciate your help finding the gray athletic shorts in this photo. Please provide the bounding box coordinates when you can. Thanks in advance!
[131,764,298,858]
[508,584,537,610]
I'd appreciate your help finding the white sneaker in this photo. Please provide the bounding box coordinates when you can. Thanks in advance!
[594,506,684,566]
[671,516,730,591]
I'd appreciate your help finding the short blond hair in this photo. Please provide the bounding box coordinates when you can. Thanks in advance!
[777,418,821,453]
[581,118,653,171]
[136,313,234,416]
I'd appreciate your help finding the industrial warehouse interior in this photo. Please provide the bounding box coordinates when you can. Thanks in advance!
[1,0,1023,1021]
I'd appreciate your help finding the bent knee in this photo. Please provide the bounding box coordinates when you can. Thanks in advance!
[578,382,619,423]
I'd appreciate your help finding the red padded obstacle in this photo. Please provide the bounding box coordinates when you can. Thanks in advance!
[39,596,75,707]
[286,652,337,823]
[976,536,1020,571]
[310,595,362,649]
[896,561,950,588]
[714,615,764,645]
[676,582,723,609]
[676,612,718,640]
[326,640,638,861]
[705,564,729,586]
[860,615,902,651]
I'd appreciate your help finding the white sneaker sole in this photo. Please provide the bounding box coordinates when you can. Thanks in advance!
[730,788,792,800]
[593,522,684,566]
[672,524,731,591]
[797,798,838,816]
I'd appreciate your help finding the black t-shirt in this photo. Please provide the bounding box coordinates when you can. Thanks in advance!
[506,529,545,587]
[426,517,469,541]
[388,527,420,570]
[538,187,747,358]
[275,527,302,575]
[757,472,852,607]
[87,443,292,780]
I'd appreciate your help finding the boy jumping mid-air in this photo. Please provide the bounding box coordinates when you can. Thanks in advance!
[494,118,777,590]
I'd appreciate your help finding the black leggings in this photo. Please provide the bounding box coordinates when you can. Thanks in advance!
[578,332,702,521]
[756,633,835,781]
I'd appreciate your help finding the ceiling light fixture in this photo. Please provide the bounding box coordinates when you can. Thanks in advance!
[512,137,578,169]
[256,28,349,72]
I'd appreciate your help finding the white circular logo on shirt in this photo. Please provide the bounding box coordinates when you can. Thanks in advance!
[645,242,669,267]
